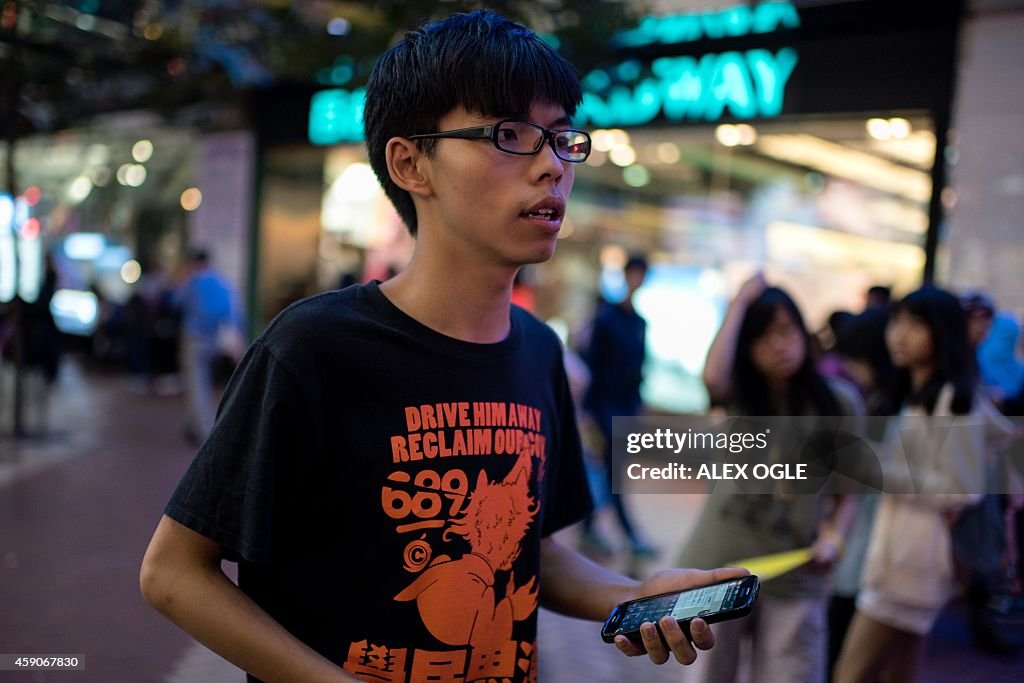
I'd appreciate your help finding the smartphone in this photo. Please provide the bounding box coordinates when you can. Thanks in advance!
[601,575,759,644]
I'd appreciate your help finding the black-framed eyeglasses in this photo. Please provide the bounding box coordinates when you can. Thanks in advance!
[408,119,592,163]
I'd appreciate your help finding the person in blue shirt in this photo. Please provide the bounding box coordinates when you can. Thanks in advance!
[177,247,243,442]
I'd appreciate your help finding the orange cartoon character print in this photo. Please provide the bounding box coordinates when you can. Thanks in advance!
[394,452,539,650]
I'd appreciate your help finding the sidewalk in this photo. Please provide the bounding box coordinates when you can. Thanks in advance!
[0,357,1021,682]
[0,358,236,682]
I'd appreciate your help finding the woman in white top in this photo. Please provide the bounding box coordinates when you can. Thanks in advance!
[834,286,1018,683]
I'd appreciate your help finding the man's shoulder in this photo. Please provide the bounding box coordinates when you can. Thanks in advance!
[259,284,383,349]
[511,304,562,350]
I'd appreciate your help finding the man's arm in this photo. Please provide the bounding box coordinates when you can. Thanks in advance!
[538,537,748,665]
[140,516,360,683]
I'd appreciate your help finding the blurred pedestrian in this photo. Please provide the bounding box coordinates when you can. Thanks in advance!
[834,308,895,421]
[176,247,243,443]
[827,307,895,677]
[865,285,892,311]
[834,286,1019,683]
[952,293,1024,655]
[18,253,63,431]
[22,253,62,387]
[977,312,1024,414]
[680,274,863,683]
[127,256,179,394]
[122,290,153,392]
[962,290,995,350]
[579,254,657,559]
[817,309,854,382]
[151,279,184,396]
[141,11,744,683]
[974,311,1024,620]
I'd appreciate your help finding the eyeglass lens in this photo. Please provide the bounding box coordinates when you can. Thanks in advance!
[496,121,590,162]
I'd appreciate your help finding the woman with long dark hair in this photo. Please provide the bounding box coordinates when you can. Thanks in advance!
[834,286,1018,683]
[680,274,863,683]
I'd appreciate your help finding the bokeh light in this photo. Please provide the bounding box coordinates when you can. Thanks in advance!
[132,139,153,163]
[121,259,142,284]
[610,145,637,167]
[180,187,203,211]
[23,186,41,206]
[623,164,651,187]
[715,124,741,147]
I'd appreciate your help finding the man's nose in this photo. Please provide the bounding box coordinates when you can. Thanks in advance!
[533,138,566,183]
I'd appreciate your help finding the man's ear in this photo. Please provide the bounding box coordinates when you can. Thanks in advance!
[385,137,432,198]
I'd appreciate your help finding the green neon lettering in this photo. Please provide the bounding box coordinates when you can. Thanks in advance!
[665,15,702,44]
[612,1,799,47]
[721,6,754,37]
[616,60,642,82]
[615,16,659,47]
[576,92,611,128]
[309,88,366,145]
[699,11,727,40]
[747,47,798,117]
[632,79,662,125]
[705,52,756,120]
[753,1,801,33]
[583,69,611,91]
[698,53,722,118]
[309,45,798,141]
[654,56,705,120]
[608,84,661,126]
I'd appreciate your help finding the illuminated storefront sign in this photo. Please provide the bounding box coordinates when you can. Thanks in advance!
[613,1,799,47]
[0,193,40,304]
[0,194,14,303]
[578,1,800,127]
[308,2,800,144]
[576,48,797,127]
[309,88,366,145]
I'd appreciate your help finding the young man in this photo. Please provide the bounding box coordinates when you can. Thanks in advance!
[140,11,744,682]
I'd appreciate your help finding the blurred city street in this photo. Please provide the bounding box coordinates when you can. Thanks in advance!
[1,357,1021,682]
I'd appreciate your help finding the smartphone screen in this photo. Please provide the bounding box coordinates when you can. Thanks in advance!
[603,576,757,640]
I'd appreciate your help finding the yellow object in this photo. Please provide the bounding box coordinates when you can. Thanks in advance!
[728,547,814,581]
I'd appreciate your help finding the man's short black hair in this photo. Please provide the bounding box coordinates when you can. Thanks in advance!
[364,9,583,236]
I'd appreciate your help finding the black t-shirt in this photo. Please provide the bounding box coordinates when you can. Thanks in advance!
[165,282,592,683]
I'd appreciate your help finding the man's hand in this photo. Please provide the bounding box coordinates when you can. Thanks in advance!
[610,567,748,665]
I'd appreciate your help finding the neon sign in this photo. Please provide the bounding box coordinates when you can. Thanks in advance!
[307,2,800,144]
[309,88,366,145]
[576,48,798,127]
[614,1,799,48]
